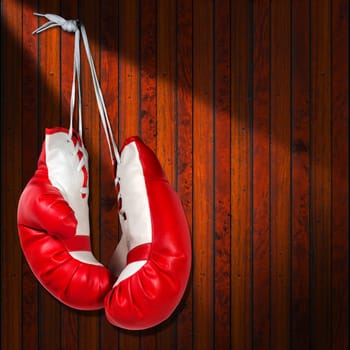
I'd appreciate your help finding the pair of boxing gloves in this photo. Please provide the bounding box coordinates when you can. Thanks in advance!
[17,126,191,330]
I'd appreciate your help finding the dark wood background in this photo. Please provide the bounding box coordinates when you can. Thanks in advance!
[1,0,348,349]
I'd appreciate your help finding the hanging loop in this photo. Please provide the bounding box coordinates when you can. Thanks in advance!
[33,13,79,34]
[33,13,82,141]
[32,13,120,169]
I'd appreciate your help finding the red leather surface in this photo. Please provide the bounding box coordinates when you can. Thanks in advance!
[104,137,192,330]
[17,128,113,310]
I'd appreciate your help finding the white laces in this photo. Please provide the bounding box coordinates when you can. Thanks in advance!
[33,13,121,170]
[74,141,89,197]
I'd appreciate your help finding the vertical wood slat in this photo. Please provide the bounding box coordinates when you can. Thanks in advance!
[231,1,252,349]
[291,1,311,349]
[270,1,291,349]
[193,0,214,349]
[176,0,193,348]
[252,1,271,349]
[22,1,39,349]
[60,2,77,128]
[36,1,62,349]
[1,1,23,349]
[331,1,349,349]
[214,0,231,349]
[140,0,157,151]
[156,0,177,348]
[157,0,176,182]
[100,0,119,348]
[310,1,332,348]
[119,0,140,139]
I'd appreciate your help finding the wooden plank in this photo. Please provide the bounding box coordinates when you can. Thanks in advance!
[140,0,157,152]
[156,0,177,347]
[252,0,271,349]
[119,0,140,139]
[231,1,252,349]
[291,1,311,348]
[331,0,349,348]
[60,2,79,349]
[61,306,79,350]
[100,0,119,348]
[156,0,176,182]
[139,1,157,347]
[22,2,39,349]
[1,1,23,349]
[118,0,140,348]
[22,0,39,178]
[214,0,231,348]
[193,0,214,349]
[310,0,332,348]
[176,0,193,348]
[37,0,61,130]
[36,1,62,348]
[270,1,291,349]
[60,2,77,127]
[78,1,101,348]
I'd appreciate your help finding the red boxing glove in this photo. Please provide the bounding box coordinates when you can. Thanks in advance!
[105,137,192,330]
[17,127,113,310]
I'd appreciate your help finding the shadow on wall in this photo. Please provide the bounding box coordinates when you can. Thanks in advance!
[3,0,190,141]
[4,0,312,166]
[3,0,337,219]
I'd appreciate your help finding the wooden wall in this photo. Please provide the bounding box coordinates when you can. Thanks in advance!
[1,0,348,349]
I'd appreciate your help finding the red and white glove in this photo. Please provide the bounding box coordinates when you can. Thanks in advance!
[17,127,113,310]
[105,137,192,330]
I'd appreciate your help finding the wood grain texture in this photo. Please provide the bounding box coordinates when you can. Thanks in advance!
[192,1,214,350]
[1,1,349,349]
[1,1,23,349]
[156,1,177,348]
[157,0,176,184]
[214,1,231,349]
[270,1,291,349]
[140,0,157,152]
[231,1,252,349]
[22,2,39,349]
[176,0,193,348]
[119,0,140,139]
[291,1,311,349]
[311,1,332,348]
[252,1,271,349]
[331,1,349,349]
